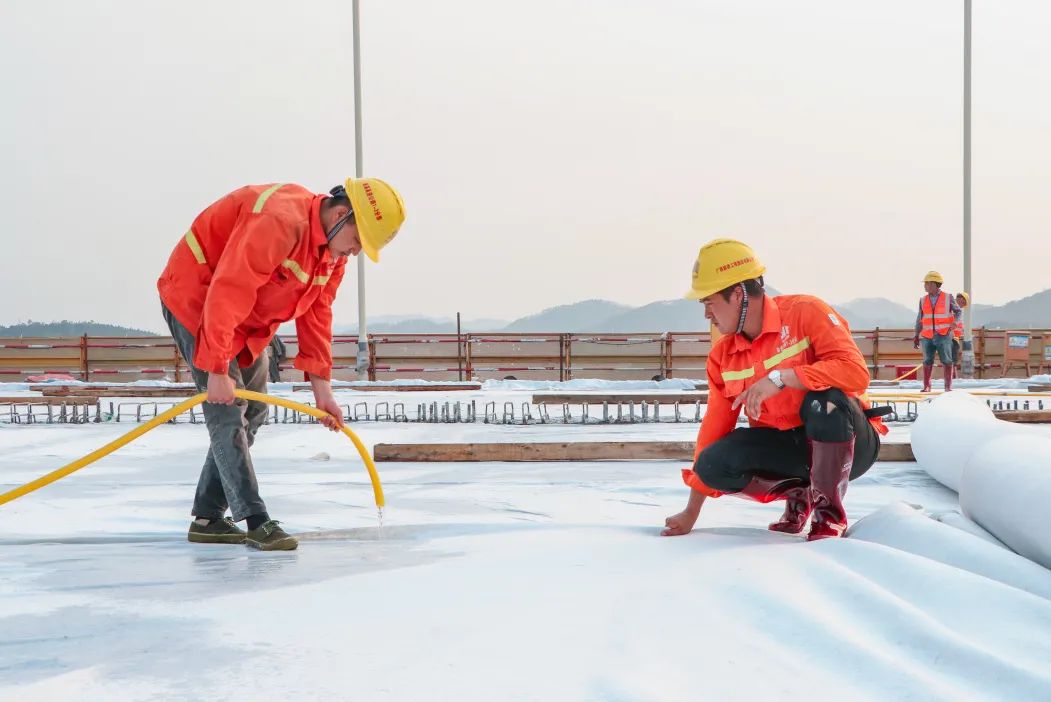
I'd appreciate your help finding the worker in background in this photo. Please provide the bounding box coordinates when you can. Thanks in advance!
[912,271,962,392]
[158,178,405,550]
[952,291,970,375]
[661,239,888,541]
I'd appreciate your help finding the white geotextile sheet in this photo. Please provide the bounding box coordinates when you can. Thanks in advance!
[912,393,1051,569]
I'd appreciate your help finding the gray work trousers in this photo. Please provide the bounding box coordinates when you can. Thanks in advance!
[162,304,269,522]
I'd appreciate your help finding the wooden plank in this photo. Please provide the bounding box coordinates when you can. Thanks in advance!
[29,383,179,390]
[33,387,196,398]
[30,383,194,392]
[375,441,695,462]
[375,441,915,463]
[293,383,482,392]
[0,396,98,405]
[1027,384,1051,393]
[876,442,915,461]
[994,410,1051,424]
[531,392,708,405]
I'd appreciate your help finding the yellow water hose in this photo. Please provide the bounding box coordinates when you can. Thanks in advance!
[0,390,384,509]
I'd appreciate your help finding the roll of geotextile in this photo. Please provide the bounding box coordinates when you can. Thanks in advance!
[912,392,1051,570]
[848,502,1051,599]
[911,392,1034,492]
[961,435,1051,571]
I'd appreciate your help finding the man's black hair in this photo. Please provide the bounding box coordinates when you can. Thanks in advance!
[718,277,765,302]
[325,184,352,210]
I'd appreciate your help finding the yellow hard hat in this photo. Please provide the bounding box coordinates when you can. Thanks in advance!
[957,291,970,305]
[684,239,766,300]
[345,177,406,263]
[923,270,944,284]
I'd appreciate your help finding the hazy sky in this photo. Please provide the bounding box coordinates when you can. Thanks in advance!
[2,1,1049,333]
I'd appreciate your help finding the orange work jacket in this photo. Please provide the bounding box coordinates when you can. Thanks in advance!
[919,293,954,339]
[158,184,347,378]
[683,294,888,497]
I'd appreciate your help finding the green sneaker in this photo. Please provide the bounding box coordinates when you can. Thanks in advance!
[245,520,298,551]
[187,517,246,544]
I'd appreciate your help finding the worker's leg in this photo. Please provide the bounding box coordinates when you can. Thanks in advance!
[241,348,270,447]
[692,426,811,533]
[161,304,267,524]
[692,426,809,492]
[920,337,936,391]
[799,389,879,540]
[936,334,955,391]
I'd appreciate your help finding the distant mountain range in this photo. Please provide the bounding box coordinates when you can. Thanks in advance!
[4,289,1049,337]
[0,320,156,337]
[502,300,630,332]
[331,288,1051,334]
[330,315,509,335]
[836,290,1051,330]
[969,289,1051,329]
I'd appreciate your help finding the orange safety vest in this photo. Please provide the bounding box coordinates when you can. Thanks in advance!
[920,293,954,339]
[954,319,964,339]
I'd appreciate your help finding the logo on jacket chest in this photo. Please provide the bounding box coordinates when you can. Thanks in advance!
[776,325,799,353]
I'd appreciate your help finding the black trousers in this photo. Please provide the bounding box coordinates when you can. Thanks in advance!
[694,389,881,493]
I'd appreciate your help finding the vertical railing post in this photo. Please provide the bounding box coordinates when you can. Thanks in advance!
[465,335,474,381]
[368,335,377,381]
[80,334,89,381]
[871,328,880,380]
[564,334,573,381]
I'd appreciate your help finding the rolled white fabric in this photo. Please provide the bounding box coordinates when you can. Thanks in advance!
[935,510,1006,548]
[912,393,1051,570]
[911,393,1033,492]
[849,502,1051,599]
[962,435,1051,571]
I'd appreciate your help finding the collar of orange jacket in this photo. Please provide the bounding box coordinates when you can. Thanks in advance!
[308,195,331,255]
[730,293,781,352]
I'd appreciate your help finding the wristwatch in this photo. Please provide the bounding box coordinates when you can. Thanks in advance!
[767,369,786,390]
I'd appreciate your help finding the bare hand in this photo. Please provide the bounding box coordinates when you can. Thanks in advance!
[913,337,920,350]
[314,392,345,432]
[206,373,237,405]
[731,377,781,420]
[662,508,700,536]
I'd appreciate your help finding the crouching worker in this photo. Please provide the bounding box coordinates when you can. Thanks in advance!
[158,178,405,550]
[661,239,888,541]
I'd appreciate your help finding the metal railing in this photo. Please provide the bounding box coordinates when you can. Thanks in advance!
[1,328,1048,382]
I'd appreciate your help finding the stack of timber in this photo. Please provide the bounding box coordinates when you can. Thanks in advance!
[0,395,99,406]
[531,392,708,405]
[993,410,1051,424]
[374,441,916,462]
[29,384,197,398]
[293,383,482,392]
